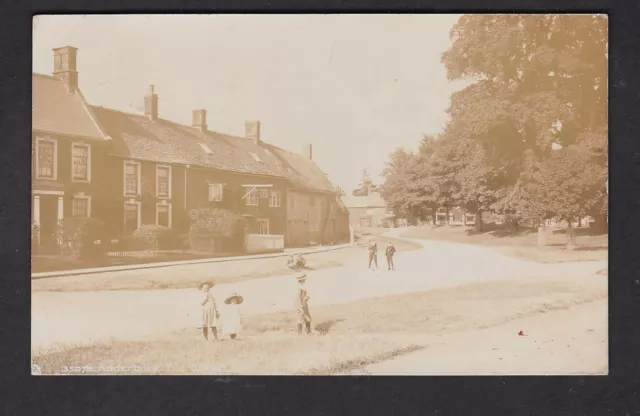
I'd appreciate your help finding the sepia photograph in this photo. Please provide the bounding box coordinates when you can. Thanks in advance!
[31,14,608,376]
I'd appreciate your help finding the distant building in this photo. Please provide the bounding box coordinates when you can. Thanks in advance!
[341,190,397,229]
[435,207,476,226]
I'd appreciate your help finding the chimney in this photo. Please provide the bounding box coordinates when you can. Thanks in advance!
[302,144,313,160]
[245,121,261,144]
[144,85,159,121]
[192,109,207,133]
[53,46,78,92]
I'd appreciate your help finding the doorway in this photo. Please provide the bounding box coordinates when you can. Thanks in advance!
[38,195,59,249]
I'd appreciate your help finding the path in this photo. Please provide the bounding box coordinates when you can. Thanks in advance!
[358,299,607,375]
[32,236,606,350]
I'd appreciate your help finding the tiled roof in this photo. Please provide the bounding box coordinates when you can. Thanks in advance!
[266,145,337,193]
[91,106,341,195]
[32,73,107,141]
[341,192,387,209]
[91,106,287,178]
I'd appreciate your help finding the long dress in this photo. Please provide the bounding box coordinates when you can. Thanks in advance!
[222,304,242,335]
[201,291,219,328]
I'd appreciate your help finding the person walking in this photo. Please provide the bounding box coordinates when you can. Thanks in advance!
[222,292,244,340]
[368,239,378,270]
[295,273,312,335]
[385,240,396,270]
[199,281,220,341]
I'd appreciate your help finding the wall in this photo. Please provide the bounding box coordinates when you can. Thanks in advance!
[285,190,333,246]
[185,166,288,236]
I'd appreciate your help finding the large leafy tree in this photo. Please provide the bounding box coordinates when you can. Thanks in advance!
[441,14,608,226]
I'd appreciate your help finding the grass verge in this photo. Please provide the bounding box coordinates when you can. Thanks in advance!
[402,225,607,263]
[32,274,606,375]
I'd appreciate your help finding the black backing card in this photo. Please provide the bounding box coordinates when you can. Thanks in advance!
[1,1,638,415]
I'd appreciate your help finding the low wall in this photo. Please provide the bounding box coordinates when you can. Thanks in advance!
[244,234,285,254]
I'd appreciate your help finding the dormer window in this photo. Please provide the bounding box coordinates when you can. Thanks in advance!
[250,152,262,162]
[200,143,213,154]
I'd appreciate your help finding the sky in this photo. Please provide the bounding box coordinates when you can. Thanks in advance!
[33,14,466,192]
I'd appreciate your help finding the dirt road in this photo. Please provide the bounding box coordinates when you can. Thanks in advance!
[32,237,606,351]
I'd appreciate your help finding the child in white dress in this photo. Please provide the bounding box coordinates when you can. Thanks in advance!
[222,292,243,340]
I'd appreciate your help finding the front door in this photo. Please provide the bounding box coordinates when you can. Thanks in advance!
[39,196,59,249]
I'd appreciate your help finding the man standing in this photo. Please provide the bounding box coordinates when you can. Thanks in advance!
[385,240,396,270]
[368,239,378,270]
[295,273,312,335]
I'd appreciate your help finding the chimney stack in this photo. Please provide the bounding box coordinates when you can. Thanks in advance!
[53,46,78,92]
[302,144,313,160]
[245,121,261,145]
[145,85,159,121]
[192,109,207,133]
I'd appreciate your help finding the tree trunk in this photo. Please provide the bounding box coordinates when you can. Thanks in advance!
[445,206,450,225]
[537,219,547,248]
[566,219,576,250]
[476,210,484,232]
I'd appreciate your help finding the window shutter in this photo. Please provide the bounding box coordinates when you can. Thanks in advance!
[208,184,213,202]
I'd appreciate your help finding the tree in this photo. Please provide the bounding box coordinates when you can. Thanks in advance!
[381,148,421,221]
[441,14,608,235]
[353,169,375,196]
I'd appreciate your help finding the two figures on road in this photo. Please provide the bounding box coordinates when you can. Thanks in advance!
[368,239,396,271]
[199,282,243,341]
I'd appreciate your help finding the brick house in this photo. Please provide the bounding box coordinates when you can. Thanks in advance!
[90,85,348,250]
[31,46,111,249]
[33,45,349,253]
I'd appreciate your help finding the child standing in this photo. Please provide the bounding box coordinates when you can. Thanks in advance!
[199,281,220,340]
[222,292,244,340]
[385,240,396,270]
[295,273,312,334]
[368,239,378,270]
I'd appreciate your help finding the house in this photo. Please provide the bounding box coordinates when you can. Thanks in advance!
[33,45,349,253]
[341,190,395,229]
[31,46,111,250]
[91,97,291,253]
[266,144,349,246]
[434,207,476,226]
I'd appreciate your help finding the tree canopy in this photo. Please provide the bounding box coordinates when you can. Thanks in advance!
[381,14,608,229]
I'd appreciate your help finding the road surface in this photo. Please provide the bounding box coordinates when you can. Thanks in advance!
[32,237,606,351]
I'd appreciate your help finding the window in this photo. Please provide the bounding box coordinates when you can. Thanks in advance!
[309,221,319,232]
[124,162,141,196]
[209,183,223,202]
[72,143,90,182]
[36,138,57,179]
[257,218,270,235]
[156,165,171,198]
[124,202,141,234]
[156,203,171,228]
[246,189,259,206]
[72,197,90,218]
[269,191,281,207]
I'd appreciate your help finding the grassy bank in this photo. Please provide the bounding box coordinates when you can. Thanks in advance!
[402,224,607,263]
[33,274,606,375]
[32,235,421,292]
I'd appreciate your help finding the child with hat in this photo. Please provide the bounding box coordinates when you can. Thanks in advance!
[295,273,312,334]
[199,281,220,340]
[385,240,396,270]
[222,292,244,340]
